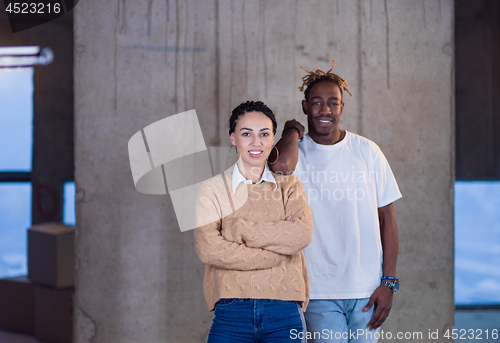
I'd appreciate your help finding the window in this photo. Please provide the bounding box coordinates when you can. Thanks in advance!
[455,181,500,305]
[0,67,34,278]
[0,67,33,171]
[0,183,31,277]
[63,181,75,226]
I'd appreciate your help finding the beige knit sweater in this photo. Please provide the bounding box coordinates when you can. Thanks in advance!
[194,169,313,311]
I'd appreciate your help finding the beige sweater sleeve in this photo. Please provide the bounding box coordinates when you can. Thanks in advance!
[224,176,313,255]
[194,179,286,271]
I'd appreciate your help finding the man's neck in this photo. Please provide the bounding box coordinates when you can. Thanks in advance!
[309,128,345,145]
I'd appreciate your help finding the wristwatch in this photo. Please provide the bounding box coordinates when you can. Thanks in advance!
[381,277,399,293]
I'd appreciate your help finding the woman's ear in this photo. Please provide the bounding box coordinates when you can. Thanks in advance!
[230,132,236,147]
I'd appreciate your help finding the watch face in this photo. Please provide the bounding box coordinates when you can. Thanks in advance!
[382,280,399,292]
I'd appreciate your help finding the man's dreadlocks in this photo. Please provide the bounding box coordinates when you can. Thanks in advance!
[299,60,353,101]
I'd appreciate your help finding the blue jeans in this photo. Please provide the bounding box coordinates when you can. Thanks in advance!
[304,299,380,343]
[207,299,306,343]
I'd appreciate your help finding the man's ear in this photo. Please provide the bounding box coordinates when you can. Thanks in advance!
[302,100,308,115]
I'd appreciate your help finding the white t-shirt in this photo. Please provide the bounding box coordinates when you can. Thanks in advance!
[294,131,402,299]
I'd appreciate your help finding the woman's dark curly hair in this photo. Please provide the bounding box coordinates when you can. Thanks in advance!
[228,101,277,136]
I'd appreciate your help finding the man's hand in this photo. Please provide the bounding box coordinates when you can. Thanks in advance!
[363,285,393,330]
[283,120,305,140]
[271,120,303,174]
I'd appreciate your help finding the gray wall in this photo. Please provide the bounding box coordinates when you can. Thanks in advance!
[74,1,455,342]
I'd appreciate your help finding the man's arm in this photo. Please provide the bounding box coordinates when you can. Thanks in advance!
[363,202,399,330]
[268,120,304,175]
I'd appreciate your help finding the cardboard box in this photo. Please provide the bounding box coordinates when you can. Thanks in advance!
[35,285,73,343]
[28,222,74,288]
[0,276,35,334]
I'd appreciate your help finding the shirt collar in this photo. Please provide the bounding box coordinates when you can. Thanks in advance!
[231,162,277,194]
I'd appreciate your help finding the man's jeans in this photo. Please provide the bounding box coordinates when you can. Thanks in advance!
[304,299,380,343]
[207,299,306,343]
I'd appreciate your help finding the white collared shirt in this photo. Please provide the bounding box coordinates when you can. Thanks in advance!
[231,162,277,194]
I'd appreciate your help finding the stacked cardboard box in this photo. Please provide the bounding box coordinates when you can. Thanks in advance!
[35,285,73,343]
[28,222,75,288]
[0,222,74,343]
[0,276,35,333]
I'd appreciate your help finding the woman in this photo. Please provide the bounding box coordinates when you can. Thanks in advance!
[194,101,313,343]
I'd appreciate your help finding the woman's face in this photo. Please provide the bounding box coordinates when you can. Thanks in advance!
[230,111,275,174]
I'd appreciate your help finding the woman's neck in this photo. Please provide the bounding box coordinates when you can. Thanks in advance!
[238,160,265,183]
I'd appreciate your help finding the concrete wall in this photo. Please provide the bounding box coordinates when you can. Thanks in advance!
[74,1,455,342]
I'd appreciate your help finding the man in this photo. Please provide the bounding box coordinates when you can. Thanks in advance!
[269,61,401,342]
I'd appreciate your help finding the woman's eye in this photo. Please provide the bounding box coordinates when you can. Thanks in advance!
[242,132,250,136]
[261,132,269,137]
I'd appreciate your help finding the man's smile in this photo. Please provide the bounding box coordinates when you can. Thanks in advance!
[316,117,334,125]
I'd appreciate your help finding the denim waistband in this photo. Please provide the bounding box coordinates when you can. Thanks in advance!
[215,298,300,306]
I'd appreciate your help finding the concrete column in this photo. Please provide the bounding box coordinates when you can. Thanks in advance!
[74,1,216,342]
[75,1,454,342]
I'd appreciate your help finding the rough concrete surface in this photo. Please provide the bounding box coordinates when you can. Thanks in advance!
[74,1,454,342]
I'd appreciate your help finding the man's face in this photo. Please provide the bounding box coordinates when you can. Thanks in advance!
[302,81,344,140]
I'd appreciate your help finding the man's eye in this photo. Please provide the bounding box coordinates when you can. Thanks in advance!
[330,102,339,107]
[261,133,269,137]
[313,102,321,106]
